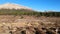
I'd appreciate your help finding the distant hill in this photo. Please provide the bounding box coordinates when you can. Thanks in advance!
[0,3,60,17]
[0,3,32,10]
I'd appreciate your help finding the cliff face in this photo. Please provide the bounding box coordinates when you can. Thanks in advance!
[0,15,60,34]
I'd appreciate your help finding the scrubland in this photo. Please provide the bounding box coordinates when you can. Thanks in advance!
[0,9,60,34]
[0,15,59,34]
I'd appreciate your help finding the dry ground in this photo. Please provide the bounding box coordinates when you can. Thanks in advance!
[0,15,60,34]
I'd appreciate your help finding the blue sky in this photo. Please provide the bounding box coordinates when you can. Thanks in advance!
[0,0,60,11]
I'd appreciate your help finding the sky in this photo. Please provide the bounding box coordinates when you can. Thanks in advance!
[0,0,60,12]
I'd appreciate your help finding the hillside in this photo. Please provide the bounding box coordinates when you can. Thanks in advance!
[0,3,60,34]
[0,3,60,17]
[0,3,32,10]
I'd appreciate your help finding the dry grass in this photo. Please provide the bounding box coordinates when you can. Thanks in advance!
[0,15,60,34]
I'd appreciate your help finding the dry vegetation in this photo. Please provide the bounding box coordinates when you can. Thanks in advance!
[0,9,59,34]
[0,15,60,34]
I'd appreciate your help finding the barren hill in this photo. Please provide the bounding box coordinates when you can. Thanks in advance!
[0,3,32,10]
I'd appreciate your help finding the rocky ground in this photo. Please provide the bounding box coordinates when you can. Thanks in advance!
[0,15,60,34]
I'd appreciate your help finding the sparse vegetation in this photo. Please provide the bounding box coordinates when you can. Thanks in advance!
[0,9,60,17]
[0,9,60,34]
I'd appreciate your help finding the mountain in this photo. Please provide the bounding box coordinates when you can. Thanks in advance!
[0,3,32,10]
